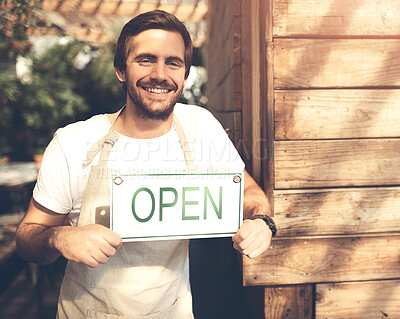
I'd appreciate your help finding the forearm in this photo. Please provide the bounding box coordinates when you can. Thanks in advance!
[243,172,272,219]
[16,222,63,265]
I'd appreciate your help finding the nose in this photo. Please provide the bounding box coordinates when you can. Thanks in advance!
[150,62,167,81]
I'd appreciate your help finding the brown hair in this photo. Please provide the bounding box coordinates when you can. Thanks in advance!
[114,10,193,79]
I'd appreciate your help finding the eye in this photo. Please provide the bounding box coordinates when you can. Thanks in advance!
[167,60,183,69]
[138,59,153,66]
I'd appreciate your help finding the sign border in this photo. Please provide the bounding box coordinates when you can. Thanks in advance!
[110,172,243,241]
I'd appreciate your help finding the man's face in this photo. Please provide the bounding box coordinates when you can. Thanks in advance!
[116,29,187,120]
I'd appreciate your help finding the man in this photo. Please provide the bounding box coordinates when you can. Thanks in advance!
[16,10,275,318]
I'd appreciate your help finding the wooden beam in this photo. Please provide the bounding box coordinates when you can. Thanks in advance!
[264,0,274,208]
[92,0,105,15]
[316,280,400,318]
[274,187,400,237]
[55,0,65,11]
[275,89,400,140]
[274,138,400,189]
[274,39,400,89]
[243,234,400,285]
[112,0,124,15]
[240,0,252,174]
[250,0,261,183]
[265,285,314,319]
[273,0,400,37]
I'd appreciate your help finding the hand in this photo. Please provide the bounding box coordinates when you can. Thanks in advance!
[232,219,272,259]
[53,224,122,268]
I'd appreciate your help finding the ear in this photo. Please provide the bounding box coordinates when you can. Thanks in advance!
[115,68,126,82]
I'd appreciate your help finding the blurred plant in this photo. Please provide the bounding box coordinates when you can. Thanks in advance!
[180,65,207,107]
[0,0,43,57]
[0,0,43,159]
[77,39,125,116]
[20,38,89,136]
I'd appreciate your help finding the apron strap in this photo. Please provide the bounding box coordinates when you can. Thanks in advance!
[173,114,198,172]
[82,106,125,166]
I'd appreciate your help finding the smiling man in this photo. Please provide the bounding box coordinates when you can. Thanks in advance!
[117,29,185,121]
[16,10,275,318]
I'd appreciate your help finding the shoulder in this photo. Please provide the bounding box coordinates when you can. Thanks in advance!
[174,103,222,134]
[56,114,109,141]
[173,103,232,148]
[55,114,109,149]
[50,114,110,166]
[174,103,217,121]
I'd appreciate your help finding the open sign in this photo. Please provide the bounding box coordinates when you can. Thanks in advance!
[110,173,243,242]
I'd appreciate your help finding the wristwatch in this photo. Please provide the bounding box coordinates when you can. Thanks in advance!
[249,214,277,237]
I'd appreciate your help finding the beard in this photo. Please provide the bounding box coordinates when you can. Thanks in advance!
[126,79,183,121]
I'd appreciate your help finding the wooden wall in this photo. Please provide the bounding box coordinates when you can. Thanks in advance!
[208,0,400,318]
[206,0,241,150]
[207,0,267,181]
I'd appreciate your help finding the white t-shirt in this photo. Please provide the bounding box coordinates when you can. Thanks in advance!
[33,104,245,226]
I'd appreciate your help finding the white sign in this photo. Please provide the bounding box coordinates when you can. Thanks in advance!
[110,173,243,242]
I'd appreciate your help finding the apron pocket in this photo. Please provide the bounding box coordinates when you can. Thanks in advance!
[87,299,179,319]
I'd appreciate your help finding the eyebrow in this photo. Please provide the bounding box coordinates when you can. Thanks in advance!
[133,53,184,65]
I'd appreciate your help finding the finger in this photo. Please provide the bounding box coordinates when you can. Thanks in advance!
[90,249,109,265]
[233,226,260,250]
[233,242,244,254]
[246,246,266,259]
[80,256,99,268]
[103,230,123,248]
[98,242,118,258]
[242,240,268,257]
[232,226,250,244]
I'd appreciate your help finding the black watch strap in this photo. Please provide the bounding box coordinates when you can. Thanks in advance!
[249,214,277,237]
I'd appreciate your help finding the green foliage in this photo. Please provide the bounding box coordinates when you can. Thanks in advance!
[0,0,43,41]
[78,42,125,116]
[0,1,127,159]
[0,31,125,160]
[19,39,90,135]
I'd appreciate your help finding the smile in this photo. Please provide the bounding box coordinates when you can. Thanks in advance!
[143,87,172,94]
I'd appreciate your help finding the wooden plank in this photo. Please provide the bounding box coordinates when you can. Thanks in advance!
[275,89,400,140]
[274,187,400,237]
[265,285,314,319]
[274,139,400,189]
[115,2,139,16]
[206,0,236,112]
[240,0,253,173]
[174,4,197,21]
[206,67,236,113]
[42,0,60,11]
[274,39,400,89]
[97,1,121,15]
[79,0,99,14]
[233,109,242,150]
[58,0,80,12]
[264,0,275,207]
[188,4,208,23]
[315,280,400,319]
[243,234,400,285]
[250,0,262,182]
[273,0,400,37]
[137,3,158,15]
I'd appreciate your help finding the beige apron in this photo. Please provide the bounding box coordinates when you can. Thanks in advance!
[57,109,196,319]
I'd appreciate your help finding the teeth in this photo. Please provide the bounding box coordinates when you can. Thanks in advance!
[144,87,170,94]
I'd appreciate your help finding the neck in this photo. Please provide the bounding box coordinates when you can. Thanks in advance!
[109,104,174,139]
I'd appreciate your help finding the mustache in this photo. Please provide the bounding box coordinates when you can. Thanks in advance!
[137,79,177,91]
